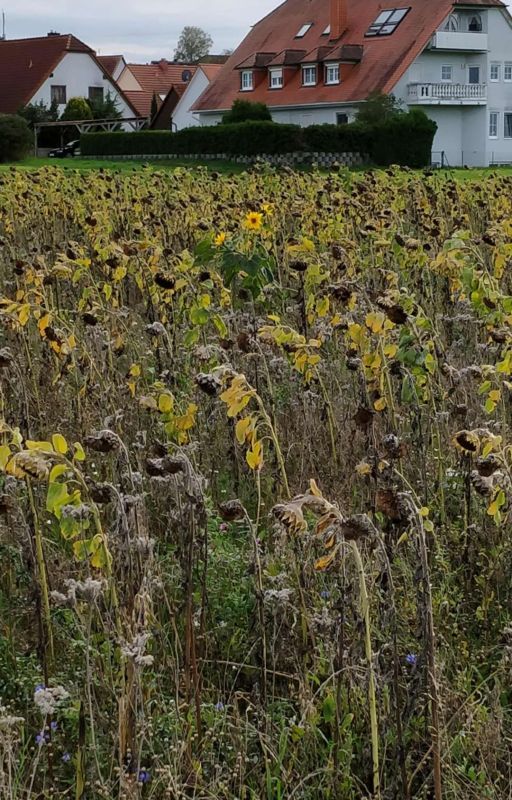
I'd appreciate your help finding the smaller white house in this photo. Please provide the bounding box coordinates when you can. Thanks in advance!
[172,64,223,129]
[0,33,136,119]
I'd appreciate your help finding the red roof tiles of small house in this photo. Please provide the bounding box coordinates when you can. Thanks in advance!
[200,64,224,81]
[194,0,506,112]
[126,60,197,94]
[0,33,92,113]
[97,55,124,77]
[124,90,154,117]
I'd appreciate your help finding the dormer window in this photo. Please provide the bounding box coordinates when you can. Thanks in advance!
[296,23,313,38]
[468,14,482,32]
[240,70,254,91]
[302,65,317,86]
[325,63,340,85]
[322,25,331,36]
[269,68,283,89]
[365,8,410,37]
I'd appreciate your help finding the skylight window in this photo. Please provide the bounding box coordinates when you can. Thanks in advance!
[295,23,313,38]
[322,24,331,36]
[365,8,410,37]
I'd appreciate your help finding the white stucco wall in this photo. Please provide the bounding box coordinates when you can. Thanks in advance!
[395,6,512,165]
[118,67,143,92]
[30,52,134,119]
[173,69,210,129]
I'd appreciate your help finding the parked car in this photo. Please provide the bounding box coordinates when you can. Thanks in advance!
[48,140,81,158]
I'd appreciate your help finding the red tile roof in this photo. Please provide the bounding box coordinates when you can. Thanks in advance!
[97,55,124,77]
[0,34,92,113]
[195,0,506,112]
[125,60,197,94]
[200,64,224,81]
[124,90,155,118]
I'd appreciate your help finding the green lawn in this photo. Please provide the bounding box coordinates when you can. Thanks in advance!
[0,156,246,173]
[3,156,512,180]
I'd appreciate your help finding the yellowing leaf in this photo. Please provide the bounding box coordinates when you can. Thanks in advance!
[18,304,30,327]
[26,440,54,453]
[246,439,263,471]
[52,433,68,455]
[38,313,51,335]
[365,311,386,335]
[0,444,11,470]
[129,364,141,378]
[49,463,68,482]
[235,416,253,445]
[316,297,330,318]
[158,393,174,414]
[419,507,430,518]
[314,550,337,572]
[384,344,398,359]
[73,442,86,462]
[374,397,387,412]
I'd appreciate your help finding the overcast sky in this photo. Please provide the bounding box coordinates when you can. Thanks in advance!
[8,1,512,63]
[7,1,279,62]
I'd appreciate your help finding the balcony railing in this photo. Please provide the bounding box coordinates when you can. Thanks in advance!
[430,31,488,51]
[408,82,487,105]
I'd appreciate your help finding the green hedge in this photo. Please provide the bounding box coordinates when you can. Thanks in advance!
[81,112,437,167]
[0,114,33,162]
[81,121,303,157]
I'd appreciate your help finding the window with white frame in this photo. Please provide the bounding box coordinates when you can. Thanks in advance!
[505,63,512,82]
[240,70,254,91]
[302,65,317,86]
[489,112,499,139]
[325,63,340,84]
[490,63,500,82]
[269,68,283,89]
[441,65,452,82]
[505,113,512,138]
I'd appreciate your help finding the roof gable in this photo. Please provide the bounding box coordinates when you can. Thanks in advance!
[0,34,92,113]
[195,0,506,112]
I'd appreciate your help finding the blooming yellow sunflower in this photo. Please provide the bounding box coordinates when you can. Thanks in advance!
[244,211,263,232]
[214,232,227,246]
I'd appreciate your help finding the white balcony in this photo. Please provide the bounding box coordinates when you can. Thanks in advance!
[408,82,487,105]
[430,31,488,51]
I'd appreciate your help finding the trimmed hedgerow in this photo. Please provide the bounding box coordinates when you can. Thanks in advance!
[81,111,437,167]
[81,121,304,157]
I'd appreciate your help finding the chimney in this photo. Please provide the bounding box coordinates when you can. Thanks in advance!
[330,0,347,40]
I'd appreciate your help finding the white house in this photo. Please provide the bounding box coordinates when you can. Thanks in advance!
[194,0,512,167]
[172,64,223,129]
[0,33,136,119]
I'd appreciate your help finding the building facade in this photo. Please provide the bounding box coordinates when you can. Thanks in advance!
[194,0,512,167]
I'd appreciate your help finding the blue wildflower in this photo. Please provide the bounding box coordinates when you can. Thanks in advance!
[320,590,330,600]
[215,701,225,712]
[138,770,151,784]
[406,653,417,666]
[62,752,71,763]
[50,721,58,731]
[35,731,49,745]
[35,684,45,693]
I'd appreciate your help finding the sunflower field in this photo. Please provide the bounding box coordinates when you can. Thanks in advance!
[0,163,511,800]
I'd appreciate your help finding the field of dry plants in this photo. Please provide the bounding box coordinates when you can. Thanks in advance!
[0,164,511,800]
